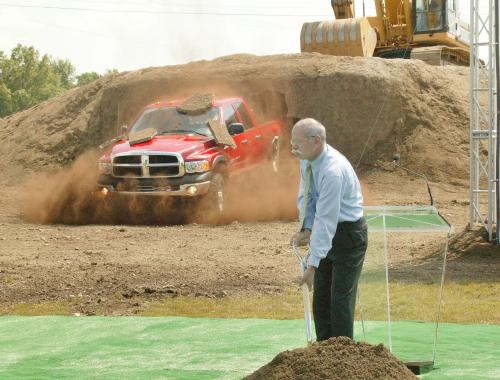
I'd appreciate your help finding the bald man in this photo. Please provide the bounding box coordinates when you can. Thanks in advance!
[290,118,368,341]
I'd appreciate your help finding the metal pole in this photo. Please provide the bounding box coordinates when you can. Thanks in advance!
[382,214,392,352]
[496,0,500,244]
[469,0,497,241]
[433,231,450,363]
[357,287,366,340]
[488,0,494,241]
[469,0,477,229]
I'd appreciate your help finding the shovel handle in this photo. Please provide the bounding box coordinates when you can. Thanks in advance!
[302,283,313,346]
[292,242,313,346]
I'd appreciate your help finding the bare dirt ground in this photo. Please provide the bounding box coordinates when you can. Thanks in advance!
[0,166,498,316]
[0,54,499,316]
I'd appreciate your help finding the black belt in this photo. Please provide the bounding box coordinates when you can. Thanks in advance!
[337,217,366,229]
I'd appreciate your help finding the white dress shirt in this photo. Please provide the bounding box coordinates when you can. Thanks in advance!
[297,144,364,268]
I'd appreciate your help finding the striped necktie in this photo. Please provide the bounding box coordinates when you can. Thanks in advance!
[299,162,312,231]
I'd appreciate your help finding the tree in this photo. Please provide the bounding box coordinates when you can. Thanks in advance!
[76,71,100,86]
[0,44,118,117]
[52,59,76,89]
[0,44,75,117]
[0,83,12,117]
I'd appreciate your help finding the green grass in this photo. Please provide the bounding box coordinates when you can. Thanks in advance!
[2,282,499,324]
[138,282,500,324]
[0,301,72,316]
[139,289,303,319]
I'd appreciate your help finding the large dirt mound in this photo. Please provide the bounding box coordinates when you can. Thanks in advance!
[0,53,469,185]
[244,336,417,380]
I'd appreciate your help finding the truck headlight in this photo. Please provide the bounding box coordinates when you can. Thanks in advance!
[185,160,210,173]
[98,161,113,175]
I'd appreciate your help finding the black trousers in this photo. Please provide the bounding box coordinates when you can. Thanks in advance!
[313,217,368,341]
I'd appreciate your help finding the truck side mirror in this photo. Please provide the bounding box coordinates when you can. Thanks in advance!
[228,123,244,136]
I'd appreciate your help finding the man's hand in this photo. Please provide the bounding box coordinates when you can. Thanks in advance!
[290,229,311,247]
[299,266,315,290]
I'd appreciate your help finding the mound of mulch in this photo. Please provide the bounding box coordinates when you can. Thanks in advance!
[244,337,417,380]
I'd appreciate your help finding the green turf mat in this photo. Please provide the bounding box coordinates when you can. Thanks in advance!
[364,206,451,232]
[0,317,498,379]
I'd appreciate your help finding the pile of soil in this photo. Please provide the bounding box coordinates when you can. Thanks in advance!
[244,337,417,380]
[0,53,469,185]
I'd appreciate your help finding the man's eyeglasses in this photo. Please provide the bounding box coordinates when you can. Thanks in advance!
[290,135,316,146]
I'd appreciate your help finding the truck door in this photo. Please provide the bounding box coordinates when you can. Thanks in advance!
[222,103,249,171]
[234,101,266,164]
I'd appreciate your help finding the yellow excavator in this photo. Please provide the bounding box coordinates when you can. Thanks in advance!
[301,0,470,65]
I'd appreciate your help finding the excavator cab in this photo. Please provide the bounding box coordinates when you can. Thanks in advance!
[413,0,446,34]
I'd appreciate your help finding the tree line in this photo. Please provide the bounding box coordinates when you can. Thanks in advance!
[0,44,115,117]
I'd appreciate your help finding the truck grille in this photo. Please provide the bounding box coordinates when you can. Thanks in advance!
[114,166,142,177]
[114,156,141,165]
[149,155,178,164]
[112,153,184,178]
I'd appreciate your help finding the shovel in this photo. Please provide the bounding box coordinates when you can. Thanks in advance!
[292,241,313,346]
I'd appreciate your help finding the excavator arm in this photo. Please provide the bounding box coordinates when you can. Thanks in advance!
[331,0,354,19]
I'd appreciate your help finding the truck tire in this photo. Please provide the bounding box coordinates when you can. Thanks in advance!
[208,172,225,214]
[197,170,225,224]
[270,138,280,173]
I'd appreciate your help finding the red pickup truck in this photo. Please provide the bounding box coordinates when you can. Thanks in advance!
[97,94,286,216]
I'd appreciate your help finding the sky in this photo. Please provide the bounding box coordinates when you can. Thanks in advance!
[0,0,480,75]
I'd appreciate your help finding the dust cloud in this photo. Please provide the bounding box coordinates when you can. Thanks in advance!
[222,154,299,223]
[19,150,101,225]
[18,152,186,225]
[18,150,300,226]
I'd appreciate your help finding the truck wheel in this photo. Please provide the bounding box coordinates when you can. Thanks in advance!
[203,172,225,222]
[210,172,225,214]
[271,139,280,173]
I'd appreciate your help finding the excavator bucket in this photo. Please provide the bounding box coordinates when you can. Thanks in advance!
[300,17,377,58]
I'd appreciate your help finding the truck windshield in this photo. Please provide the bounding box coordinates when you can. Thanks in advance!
[130,106,219,137]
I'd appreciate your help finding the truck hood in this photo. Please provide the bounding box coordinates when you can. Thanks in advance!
[110,134,215,159]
